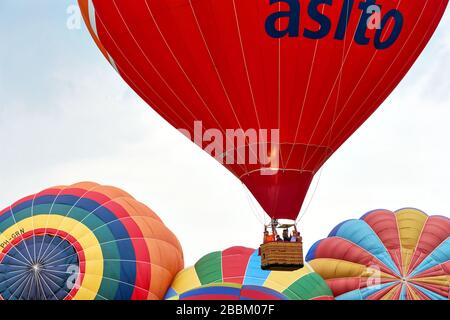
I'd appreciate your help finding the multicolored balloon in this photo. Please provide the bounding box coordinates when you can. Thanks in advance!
[79,0,448,220]
[165,246,333,300]
[306,208,450,300]
[168,283,288,300]
[0,182,184,300]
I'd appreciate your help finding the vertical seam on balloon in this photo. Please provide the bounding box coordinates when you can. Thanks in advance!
[361,216,403,276]
[92,8,195,131]
[390,210,404,277]
[231,0,262,131]
[220,251,253,283]
[299,2,354,171]
[32,190,93,298]
[145,0,223,126]
[399,282,406,300]
[389,283,402,300]
[96,2,200,126]
[1,207,32,265]
[274,1,286,172]
[30,187,49,266]
[36,266,57,300]
[10,273,33,300]
[241,251,254,286]
[220,251,225,283]
[142,1,251,175]
[0,215,104,300]
[305,0,433,162]
[37,272,66,300]
[37,185,88,272]
[327,1,352,149]
[264,271,312,300]
[142,2,219,122]
[301,0,432,172]
[405,282,414,300]
[286,265,316,297]
[325,0,403,140]
[300,7,387,170]
[278,0,282,160]
[16,260,48,300]
[326,0,426,146]
[30,174,40,267]
[38,197,136,258]
[406,215,430,276]
[35,186,68,268]
[37,201,142,299]
[300,0,424,172]
[276,1,287,171]
[297,4,331,171]
[0,262,31,296]
[33,187,109,299]
[35,272,53,300]
[407,282,421,300]
[284,36,321,168]
[188,1,245,133]
[284,0,348,169]
[21,275,36,300]
[186,1,252,175]
[6,205,33,265]
[38,184,99,263]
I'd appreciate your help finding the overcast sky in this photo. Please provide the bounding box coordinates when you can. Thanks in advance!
[0,1,449,266]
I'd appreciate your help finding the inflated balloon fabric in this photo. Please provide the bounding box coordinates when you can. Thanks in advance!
[0,182,184,300]
[306,208,450,300]
[166,246,333,300]
[79,0,448,220]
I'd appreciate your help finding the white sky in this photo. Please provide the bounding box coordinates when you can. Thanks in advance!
[0,1,449,266]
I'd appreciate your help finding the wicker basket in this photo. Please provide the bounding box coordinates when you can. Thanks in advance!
[260,241,304,271]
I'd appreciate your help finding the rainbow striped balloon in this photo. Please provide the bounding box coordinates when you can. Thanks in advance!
[0,182,184,300]
[165,246,333,300]
[306,208,450,300]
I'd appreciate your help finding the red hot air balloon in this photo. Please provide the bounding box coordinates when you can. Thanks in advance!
[78,0,447,222]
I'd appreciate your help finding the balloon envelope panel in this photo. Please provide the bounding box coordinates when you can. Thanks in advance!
[0,182,184,300]
[169,283,288,300]
[79,0,448,220]
[165,246,333,300]
[306,208,450,300]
